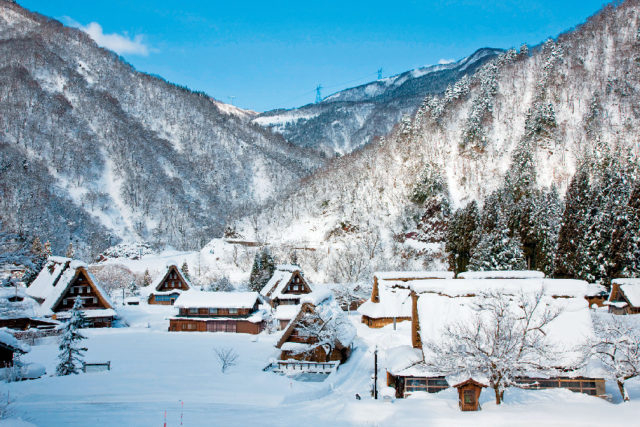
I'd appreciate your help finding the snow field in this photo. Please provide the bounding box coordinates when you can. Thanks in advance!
[0,305,638,426]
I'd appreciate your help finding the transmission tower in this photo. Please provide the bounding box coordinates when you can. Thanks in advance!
[315,84,323,103]
[228,96,236,106]
[377,68,383,79]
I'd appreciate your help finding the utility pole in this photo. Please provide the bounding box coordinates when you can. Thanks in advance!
[374,346,378,399]
[377,68,383,79]
[228,96,236,106]
[315,84,323,103]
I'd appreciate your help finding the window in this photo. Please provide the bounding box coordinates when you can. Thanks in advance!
[229,308,238,315]
[404,377,449,394]
[189,308,198,314]
[463,390,475,405]
[209,308,218,315]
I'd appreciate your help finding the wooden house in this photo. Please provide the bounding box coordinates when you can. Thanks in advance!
[169,291,265,334]
[358,271,454,328]
[0,287,58,331]
[147,265,192,305]
[385,272,607,399]
[454,378,487,411]
[0,329,28,367]
[606,278,640,314]
[260,265,312,308]
[276,291,355,364]
[27,257,116,328]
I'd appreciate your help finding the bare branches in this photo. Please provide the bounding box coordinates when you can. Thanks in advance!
[590,314,640,401]
[423,290,571,404]
[214,347,239,373]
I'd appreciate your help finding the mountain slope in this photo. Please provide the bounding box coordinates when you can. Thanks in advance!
[0,2,323,258]
[253,48,502,156]
[232,0,640,282]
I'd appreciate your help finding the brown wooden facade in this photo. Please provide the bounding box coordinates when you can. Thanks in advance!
[148,265,191,305]
[266,270,312,307]
[607,283,640,315]
[169,318,264,334]
[277,303,351,363]
[50,267,114,328]
[361,315,411,328]
[0,317,58,331]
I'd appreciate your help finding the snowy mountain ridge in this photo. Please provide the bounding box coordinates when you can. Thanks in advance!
[252,48,502,156]
[231,0,640,282]
[0,1,323,258]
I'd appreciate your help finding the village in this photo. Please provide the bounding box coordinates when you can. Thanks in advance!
[0,241,639,426]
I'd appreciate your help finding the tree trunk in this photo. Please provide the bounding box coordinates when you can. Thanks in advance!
[494,386,502,404]
[617,380,629,402]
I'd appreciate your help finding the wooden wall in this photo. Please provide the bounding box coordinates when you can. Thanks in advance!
[361,315,411,328]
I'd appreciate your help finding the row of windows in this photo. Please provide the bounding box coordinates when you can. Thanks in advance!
[187,308,239,315]
[154,294,178,302]
[404,377,449,394]
[70,286,91,294]
[64,296,97,306]
[164,281,182,289]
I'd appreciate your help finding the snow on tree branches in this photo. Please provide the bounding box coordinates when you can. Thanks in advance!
[56,297,88,376]
[590,314,640,401]
[422,289,572,404]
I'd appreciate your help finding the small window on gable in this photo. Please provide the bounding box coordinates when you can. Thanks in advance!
[229,308,238,315]
[209,308,218,315]
[189,308,198,314]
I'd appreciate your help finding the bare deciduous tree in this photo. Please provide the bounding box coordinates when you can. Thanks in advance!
[590,314,640,401]
[423,289,570,404]
[214,347,239,373]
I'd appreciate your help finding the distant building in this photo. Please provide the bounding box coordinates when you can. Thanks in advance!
[27,257,116,328]
[169,291,265,334]
[147,265,192,305]
[0,287,58,331]
[260,265,312,308]
[606,278,640,314]
[0,328,29,367]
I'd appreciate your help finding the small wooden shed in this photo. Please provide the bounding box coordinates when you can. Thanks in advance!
[453,378,487,411]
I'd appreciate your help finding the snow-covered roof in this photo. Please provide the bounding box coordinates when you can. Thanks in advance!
[151,264,193,291]
[400,282,599,378]
[586,282,608,297]
[457,270,545,279]
[274,304,299,320]
[374,271,454,281]
[56,308,117,319]
[409,278,590,298]
[358,290,412,319]
[277,292,355,349]
[260,265,310,300]
[612,278,640,307]
[0,287,40,320]
[26,257,113,316]
[0,328,29,353]
[173,291,260,309]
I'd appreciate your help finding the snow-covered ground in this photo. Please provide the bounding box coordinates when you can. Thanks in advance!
[2,305,639,426]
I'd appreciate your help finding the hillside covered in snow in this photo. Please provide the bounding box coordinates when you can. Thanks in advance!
[232,1,640,282]
[0,1,323,259]
[253,48,502,156]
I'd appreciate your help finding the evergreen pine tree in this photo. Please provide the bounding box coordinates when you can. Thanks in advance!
[554,169,590,278]
[248,248,276,292]
[445,201,479,275]
[531,187,562,276]
[468,215,526,271]
[142,269,152,287]
[43,241,52,257]
[65,242,74,258]
[181,261,190,280]
[56,297,88,376]
[31,237,43,257]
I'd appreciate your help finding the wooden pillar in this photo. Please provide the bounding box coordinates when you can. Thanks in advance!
[411,291,421,349]
[371,276,379,303]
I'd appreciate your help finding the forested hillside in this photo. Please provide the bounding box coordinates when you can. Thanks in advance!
[0,1,323,259]
[232,0,640,284]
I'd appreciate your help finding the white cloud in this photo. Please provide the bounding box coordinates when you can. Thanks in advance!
[62,17,150,56]
[438,58,455,65]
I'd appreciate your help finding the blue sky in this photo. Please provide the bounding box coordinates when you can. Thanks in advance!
[21,0,611,112]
